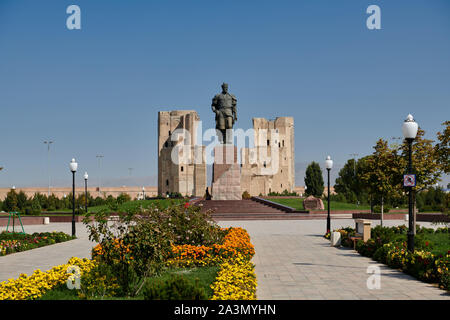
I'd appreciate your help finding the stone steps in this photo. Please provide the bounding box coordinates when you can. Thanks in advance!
[195,198,354,220]
[197,199,314,220]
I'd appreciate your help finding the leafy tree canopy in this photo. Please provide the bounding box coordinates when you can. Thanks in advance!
[304,161,324,197]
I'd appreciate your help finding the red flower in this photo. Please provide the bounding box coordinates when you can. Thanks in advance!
[184,202,190,209]
[425,241,429,247]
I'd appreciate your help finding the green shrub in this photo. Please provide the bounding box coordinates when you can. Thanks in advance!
[356,238,380,257]
[352,225,450,290]
[116,193,132,205]
[164,203,226,247]
[79,263,121,299]
[143,275,207,300]
[267,190,298,196]
[420,205,434,212]
[242,191,251,199]
[373,205,390,213]
[329,193,347,203]
[165,192,183,199]
[439,272,450,291]
[373,243,394,264]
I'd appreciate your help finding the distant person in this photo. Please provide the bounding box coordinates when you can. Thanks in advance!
[205,187,212,200]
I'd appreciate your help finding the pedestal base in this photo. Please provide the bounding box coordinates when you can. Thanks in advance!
[211,145,242,200]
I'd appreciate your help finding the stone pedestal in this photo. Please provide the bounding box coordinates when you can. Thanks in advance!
[355,219,372,242]
[211,145,242,200]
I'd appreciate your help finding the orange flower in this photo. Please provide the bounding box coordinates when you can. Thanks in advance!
[169,228,254,266]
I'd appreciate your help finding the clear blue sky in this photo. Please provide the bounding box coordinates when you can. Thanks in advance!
[0,0,449,188]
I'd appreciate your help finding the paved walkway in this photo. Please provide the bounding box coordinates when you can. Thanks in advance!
[218,219,450,300]
[0,223,95,282]
[1,220,449,300]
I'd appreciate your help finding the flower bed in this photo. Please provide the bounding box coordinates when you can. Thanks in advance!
[167,227,255,267]
[1,202,258,300]
[0,231,75,256]
[329,225,450,291]
[0,257,95,300]
[168,227,257,300]
[210,253,257,300]
[93,227,257,300]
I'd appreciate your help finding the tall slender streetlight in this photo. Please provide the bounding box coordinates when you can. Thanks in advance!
[44,140,54,196]
[349,153,358,177]
[84,172,89,213]
[69,158,78,237]
[402,114,418,252]
[127,168,133,188]
[325,155,333,234]
[349,153,358,206]
[391,137,403,150]
[96,155,104,197]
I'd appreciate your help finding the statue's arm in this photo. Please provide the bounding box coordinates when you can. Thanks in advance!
[211,95,218,113]
[231,95,237,120]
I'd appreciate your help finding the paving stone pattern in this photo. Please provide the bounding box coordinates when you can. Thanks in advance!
[0,223,94,282]
[218,219,450,300]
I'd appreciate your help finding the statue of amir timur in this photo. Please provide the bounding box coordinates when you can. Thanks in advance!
[211,82,237,144]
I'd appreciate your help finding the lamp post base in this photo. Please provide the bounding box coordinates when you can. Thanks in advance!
[407,232,414,252]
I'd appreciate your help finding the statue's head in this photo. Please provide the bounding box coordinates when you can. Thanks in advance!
[221,82,228,93]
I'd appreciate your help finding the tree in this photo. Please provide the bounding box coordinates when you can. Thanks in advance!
[334,157,370,204]
[334,159,357,202]
[436,121,449,174]
[399,128,442,193]
[16,191,29,212]
[304,162,324,197]
[47,194,59,211]
[399,128,443,231]
[360,139,403,225]
[30,195,42,215]
[117,193,131,205]
[3,189,19,212]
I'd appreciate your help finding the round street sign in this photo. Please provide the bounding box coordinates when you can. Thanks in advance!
[403,174,416,187]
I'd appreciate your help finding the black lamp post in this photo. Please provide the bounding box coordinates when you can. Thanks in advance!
[69,158,78,237]
[402,114,418,252]
[84,172,89,213]
[325,155,333,234]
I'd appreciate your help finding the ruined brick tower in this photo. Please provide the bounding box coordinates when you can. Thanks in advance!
[240,117,295,196]
[158,110,206,197]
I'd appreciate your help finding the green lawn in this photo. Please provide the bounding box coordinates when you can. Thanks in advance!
[421,232,450,256]
[87,198,187,213]
[266,198,372,211]
[27,199,187,215]
[39,266,219,300]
